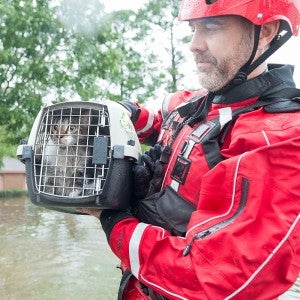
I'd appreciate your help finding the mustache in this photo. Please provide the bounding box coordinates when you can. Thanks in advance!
[193,52,217,65]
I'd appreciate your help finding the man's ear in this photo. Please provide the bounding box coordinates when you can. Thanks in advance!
[258,20,281,49]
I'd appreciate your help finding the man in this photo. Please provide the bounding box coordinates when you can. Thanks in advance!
[80,0,300,299]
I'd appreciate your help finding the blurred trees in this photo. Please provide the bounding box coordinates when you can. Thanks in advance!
[139,0,189,92]
[0,0,68,150]
[0,0,191,165]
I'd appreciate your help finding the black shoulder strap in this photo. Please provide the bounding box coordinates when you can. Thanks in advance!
[220,88,300,144]
[262,88,300,113]
[230,88,300,119]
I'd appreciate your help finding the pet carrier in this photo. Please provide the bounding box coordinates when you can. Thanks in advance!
[17,100,141,214]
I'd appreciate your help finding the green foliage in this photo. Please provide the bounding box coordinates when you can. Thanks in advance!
[69,10,152,102]
[0,0,190,166]
[137,0,189,92]
[0,0,70,145]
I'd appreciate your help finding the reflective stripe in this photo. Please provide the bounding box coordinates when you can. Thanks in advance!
[225,214,300,299]
[137,110,155,134]
[218,107,232,129]
[261,130,271,145]
[129,223,149,278]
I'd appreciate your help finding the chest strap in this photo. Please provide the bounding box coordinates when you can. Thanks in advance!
[170,91,300,190]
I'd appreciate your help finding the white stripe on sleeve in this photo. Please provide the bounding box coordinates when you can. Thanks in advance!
[136,111,155,134]
[129,223,149,278]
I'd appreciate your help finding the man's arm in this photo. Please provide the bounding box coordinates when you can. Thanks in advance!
[96,137,300,300]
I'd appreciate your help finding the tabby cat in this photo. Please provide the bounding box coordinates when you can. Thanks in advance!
[39,111,95,197]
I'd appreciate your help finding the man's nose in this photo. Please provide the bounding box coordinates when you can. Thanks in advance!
[189,30,207,53]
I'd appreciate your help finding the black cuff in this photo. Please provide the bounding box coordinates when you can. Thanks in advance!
[119,101,141,124]
[100,210,133,241]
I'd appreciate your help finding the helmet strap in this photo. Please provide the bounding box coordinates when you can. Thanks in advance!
[217,25,292,94]
[239,25,262,77]
[189,24,293,121]
[216,25,261,93]
[246,28,292,75]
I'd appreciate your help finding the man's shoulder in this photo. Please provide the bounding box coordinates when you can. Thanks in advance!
[162,89,207,118]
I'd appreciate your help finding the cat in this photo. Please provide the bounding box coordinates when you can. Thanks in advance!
[37,110,95,197]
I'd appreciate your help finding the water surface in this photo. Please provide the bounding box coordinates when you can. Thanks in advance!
[0,197,120,300]
[0,197,299,299]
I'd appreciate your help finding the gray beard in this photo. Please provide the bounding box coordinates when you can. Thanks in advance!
[196,36,253,92]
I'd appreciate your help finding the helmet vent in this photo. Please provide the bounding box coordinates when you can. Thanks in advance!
[206,0,217,4]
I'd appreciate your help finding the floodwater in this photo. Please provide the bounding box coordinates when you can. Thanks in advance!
[0,197,120,300]
[0,197,299,300]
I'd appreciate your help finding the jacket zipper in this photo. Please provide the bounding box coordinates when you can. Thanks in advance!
[183,177,249,256]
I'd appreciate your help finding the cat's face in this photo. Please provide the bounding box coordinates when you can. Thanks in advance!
[50,115,89,146]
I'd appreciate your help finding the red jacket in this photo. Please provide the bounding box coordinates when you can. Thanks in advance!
[101,65,300,299]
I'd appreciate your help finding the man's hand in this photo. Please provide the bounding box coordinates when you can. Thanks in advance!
[77,208,102,218]
[133,144,164,199]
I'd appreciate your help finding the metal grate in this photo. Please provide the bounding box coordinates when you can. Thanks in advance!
[33,105,111,197]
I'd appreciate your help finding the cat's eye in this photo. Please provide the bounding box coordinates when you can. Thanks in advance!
[69,125,76,131]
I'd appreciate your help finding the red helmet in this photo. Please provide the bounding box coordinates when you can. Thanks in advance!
[178,0,300,36]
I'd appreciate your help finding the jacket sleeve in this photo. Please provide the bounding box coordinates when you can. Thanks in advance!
[120,100,163,145]
[119,90,206,145]
[100,136,300,300]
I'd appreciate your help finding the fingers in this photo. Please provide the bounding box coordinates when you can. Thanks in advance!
[142,144,163,172]
[133,164,151,199]
[142,153,155,171]
[146,144,162,162]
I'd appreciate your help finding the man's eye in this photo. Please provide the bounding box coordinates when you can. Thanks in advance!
[205,24,219,31]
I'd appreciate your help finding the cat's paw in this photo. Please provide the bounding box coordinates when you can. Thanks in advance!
[68,189,82,197]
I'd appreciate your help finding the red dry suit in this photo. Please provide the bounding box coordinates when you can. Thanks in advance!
[100,64,300,299]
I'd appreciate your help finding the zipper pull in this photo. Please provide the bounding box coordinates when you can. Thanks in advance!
[183,230,211,256]
[183,236,196,256]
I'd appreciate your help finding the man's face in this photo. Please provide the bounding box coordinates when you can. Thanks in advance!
[189,15,254,92]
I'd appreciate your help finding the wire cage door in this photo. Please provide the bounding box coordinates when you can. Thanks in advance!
[17,100,141,214]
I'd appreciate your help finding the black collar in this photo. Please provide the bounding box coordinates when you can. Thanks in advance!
[213,64,296,104]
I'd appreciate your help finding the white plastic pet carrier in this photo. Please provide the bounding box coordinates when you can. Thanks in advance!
[17,100,141,214]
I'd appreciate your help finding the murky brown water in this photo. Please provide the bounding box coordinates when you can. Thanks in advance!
[0,197,299,299]
[0,197,120,300]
